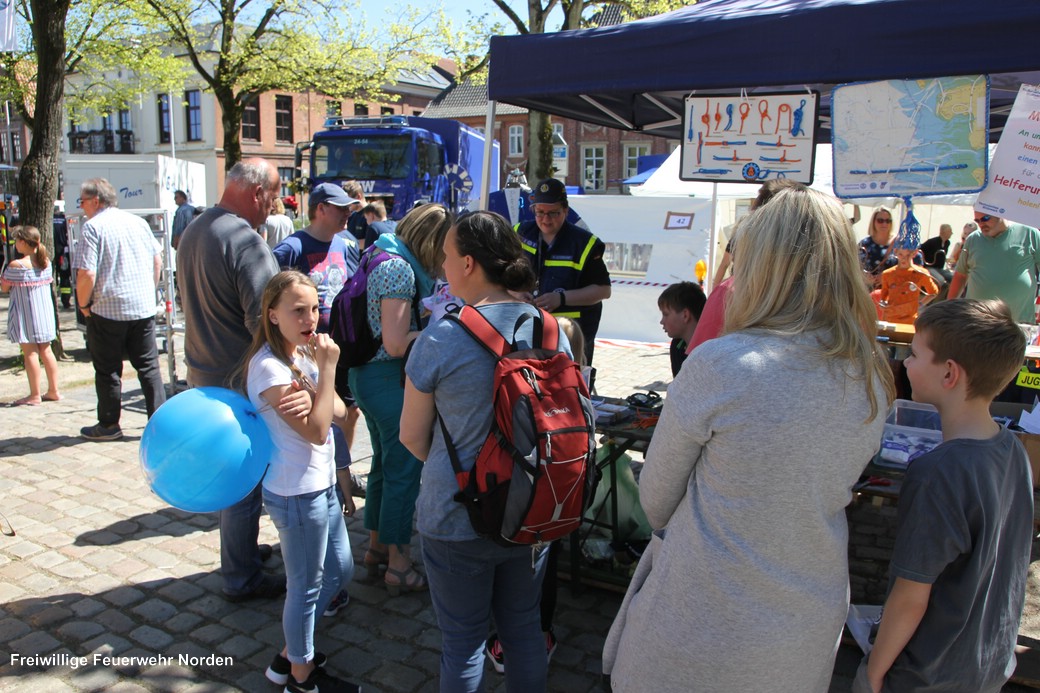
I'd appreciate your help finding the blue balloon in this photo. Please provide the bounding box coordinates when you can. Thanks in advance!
[140,387,272,513]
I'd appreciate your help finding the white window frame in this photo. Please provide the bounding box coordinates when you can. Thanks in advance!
[582,144,606,192]
[508,124,524,156]
[623,142,651,181]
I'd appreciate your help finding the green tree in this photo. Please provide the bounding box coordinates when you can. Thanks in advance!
[1,0,184,248]
[139,0,437,171]
[450,0,696,182]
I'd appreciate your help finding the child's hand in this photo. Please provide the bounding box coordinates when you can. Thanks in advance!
[310,333,340,369]
[279,382,313,419]
[342,495,356,518]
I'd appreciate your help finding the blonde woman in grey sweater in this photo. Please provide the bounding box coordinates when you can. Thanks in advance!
[604,187,895,692]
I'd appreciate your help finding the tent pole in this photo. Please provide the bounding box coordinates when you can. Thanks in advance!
[480,100,496,210]
[707,182,719,293]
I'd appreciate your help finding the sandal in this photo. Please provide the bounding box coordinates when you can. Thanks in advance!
[363,548,389,580]
[384,566,428,597]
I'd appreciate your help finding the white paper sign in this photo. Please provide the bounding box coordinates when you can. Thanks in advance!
[975,83,1040,227]
[680,92,818,184]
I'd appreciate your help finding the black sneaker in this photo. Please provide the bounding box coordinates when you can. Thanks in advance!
[222,574,286,603]
[323,589,350,617]
[265,651,327,686]
[80,423,123,441]
[285,667,361,693]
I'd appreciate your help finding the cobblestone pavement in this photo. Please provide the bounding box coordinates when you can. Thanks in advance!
[1,296,1018,692]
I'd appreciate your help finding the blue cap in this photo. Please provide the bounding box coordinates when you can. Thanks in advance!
[310,183,359,207]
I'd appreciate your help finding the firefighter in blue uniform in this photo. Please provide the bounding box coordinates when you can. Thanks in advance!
[515,178,611,365]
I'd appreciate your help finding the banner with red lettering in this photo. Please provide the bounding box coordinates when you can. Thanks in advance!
[976,83,1040,228]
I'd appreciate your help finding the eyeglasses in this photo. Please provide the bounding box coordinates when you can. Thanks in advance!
[875,218,892,224]
[534,210,563,219]
[974,215,992,223]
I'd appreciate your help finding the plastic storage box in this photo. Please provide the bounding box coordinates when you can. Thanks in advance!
[875,399,942,469]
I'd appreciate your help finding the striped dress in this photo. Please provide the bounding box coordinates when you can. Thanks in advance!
[3,263,56,344]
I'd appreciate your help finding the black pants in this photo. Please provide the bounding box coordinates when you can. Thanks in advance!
[86,314,166,426]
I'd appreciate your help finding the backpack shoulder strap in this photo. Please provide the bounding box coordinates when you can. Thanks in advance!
[445,305,511,358]
[510,309,560,352]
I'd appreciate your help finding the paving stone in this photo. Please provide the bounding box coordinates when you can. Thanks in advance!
[164,612,204,634]
[102,585,146,608]
[130,598,178,623]
[9,629,61,655]
[0,617,31,642]
[57,620,107,642]
[129,624,174,650]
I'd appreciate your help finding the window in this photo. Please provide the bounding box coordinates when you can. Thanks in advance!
[412,110,423,117]
[118,109,131,131]
[0,134,7,162]
[185,89,202,141]
[623,142,651,181]
[157,94,170,144]
[582,145,606,191]
[354,103,369,116]
[11,132,21,160]
[326,100,342,117]
[508,125,523,156]
[242,96,260,141]
[277,166,295,197]
[474,127,485,136]
[275,95,293,143]
[381,107,394,116]
[101,113,112,132]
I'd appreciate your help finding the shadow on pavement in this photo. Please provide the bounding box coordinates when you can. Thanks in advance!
[75,509,218,547]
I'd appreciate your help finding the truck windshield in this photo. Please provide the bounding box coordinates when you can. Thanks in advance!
[313,135,412,180]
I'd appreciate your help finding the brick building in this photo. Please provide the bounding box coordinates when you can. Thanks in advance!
[423,78,676,194]
[63,65,452,205]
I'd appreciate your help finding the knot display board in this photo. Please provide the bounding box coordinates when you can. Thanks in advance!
[832,75,989,199]
[680,92,818,184]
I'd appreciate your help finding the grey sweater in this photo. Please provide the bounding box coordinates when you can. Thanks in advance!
[176,206,278,389]
[604,329,885,692]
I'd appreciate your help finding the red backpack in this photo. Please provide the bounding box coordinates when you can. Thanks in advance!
[438,306,599,546]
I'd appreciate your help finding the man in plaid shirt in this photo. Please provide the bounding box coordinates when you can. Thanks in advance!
[73,178,166,441]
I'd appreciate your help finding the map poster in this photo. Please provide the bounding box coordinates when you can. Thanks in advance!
[831,75,989,199]
[679,92,818,184]
[976,83,1040,228]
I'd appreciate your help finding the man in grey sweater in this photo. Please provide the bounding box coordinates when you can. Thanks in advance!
[177,158,290,601]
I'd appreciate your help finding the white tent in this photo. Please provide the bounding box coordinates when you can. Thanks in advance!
[629,143,978,291]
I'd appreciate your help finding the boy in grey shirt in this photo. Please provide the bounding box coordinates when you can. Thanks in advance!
[857,299,1032,692]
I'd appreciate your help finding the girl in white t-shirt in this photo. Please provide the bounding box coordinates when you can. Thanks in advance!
[243,270,358,693]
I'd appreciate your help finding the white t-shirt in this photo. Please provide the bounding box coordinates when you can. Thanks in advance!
[247,344,334,496]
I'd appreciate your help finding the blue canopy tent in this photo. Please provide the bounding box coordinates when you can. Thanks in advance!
[485,0,1039,145]
[478,0,1040,286]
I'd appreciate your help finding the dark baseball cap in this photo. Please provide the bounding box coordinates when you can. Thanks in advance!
[310,183,359,207]
[529,178,567,205]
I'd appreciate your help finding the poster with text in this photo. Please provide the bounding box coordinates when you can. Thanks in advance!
[831,75,989,198]
[975,83,1040,228]
[680,92,818,184]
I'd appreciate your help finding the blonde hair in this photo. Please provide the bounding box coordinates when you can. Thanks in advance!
[727,187,894,419]
[395,203,453,277]
[557,316,587,367]
[12,226,49,270]
[272,197,285,216]
[238,271,318,387]
[868,207,895,237]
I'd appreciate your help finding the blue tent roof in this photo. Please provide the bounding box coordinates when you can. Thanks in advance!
[488,0,1039,143]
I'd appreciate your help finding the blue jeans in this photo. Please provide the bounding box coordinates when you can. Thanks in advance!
[220,483,263,595]
[349,360,423,546]
[422,536,548,693]
[263,485,354,664]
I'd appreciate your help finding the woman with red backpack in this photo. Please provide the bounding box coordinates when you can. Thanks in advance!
[401,211,580,692]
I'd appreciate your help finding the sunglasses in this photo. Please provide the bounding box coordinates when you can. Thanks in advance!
[875,218,892,224]
[974,215,992,223]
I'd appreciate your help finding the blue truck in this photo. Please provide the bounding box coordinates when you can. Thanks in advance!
[294,116,500,219]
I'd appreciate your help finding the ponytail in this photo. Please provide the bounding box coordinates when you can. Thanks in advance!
[12,226,49,270]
